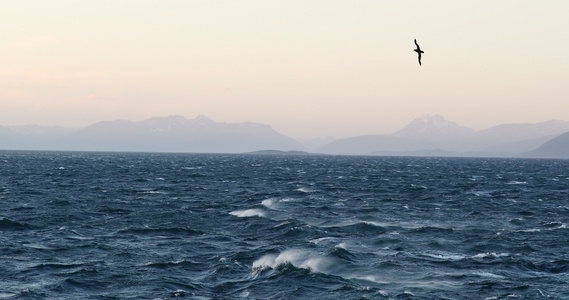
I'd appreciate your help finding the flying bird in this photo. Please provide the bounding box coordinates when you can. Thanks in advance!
[413,39,424,66]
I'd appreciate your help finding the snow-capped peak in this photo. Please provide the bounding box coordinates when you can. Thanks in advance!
[391,114,474,140]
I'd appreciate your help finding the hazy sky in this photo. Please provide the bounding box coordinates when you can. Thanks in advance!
[1,1,568,139]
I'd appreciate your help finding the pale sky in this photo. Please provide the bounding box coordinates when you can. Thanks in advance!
[1,1,568,139]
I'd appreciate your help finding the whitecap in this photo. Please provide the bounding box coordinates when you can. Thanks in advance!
[473,190,492,197]
[239,290,250,298]
[423,252,466,261]
[473,272,505,279]
[506,181,527,185]
[309,236,336,245]
[252,249,337,274]
[261,198,278,209]
[518,228,541,232]
[279,197,298,202]
[350,275,390,284]
[229,208,267,218]
[142,190,166,194]
[472,252,509,259]
[252,253,278,270]
[182,166,201,170]
[296,187,313,193]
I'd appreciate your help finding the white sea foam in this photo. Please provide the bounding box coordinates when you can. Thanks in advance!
[181,166,201,170]
[252,253,279,270]
[261,198,278,209]
[423,252,466,261]
[472,252,509,259]
[473,272,505,279]
[296,187,313,193]
[519,228,541,232]
[229,209,266,218]
[142,190,166,194]
[252,249,336,274]
[473,190,492,197]
[506,181,527,185]
[309,237,336,245]
[278,197,300,203]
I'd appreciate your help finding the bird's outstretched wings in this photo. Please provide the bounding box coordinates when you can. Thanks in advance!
[414,39,423,66]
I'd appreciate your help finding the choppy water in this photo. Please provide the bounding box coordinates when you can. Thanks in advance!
[1,151,568,299]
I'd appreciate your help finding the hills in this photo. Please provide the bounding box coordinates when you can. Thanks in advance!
[392,114,474,140]
[1,114,568,158]
[317,115,569,158]
[0,115,303,153]
[525,132,569,158]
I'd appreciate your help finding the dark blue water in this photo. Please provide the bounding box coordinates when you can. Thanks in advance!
[1,151,568,299]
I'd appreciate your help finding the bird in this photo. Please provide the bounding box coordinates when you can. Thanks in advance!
[413,39,424,66]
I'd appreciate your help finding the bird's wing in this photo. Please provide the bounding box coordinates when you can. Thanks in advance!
[414,39,420,49]
[418,53,422,66]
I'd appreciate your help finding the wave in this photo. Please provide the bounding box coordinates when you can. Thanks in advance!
[0,217,35,231]
[231,198,291,219]
[332,221,389,235]
[252,249,342,275]
[118,226,203,236]
[261,198,279,209]
[230,208,267,218]
[472,252,510,259]
[422,251,466,261]
[30,262,85,271]
[506,181,528,185]
[4,289,47,299]
[472,271,506,279]
[142,259,199,269]
[295,187,314,193]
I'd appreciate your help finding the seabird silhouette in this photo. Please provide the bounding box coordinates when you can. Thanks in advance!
[414,39,424,66]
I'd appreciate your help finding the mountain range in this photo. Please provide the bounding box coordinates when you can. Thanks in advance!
[319,115,569,158]
[0,115,302,153]
[1,114,568,158]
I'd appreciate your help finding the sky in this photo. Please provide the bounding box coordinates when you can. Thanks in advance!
[1,1,568,139]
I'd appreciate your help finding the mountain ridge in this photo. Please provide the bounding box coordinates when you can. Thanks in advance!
[319,115,569,157]
[524,132,569,158]
[391,114,474,140]
[0,115,303,153]
[1,114,568,158]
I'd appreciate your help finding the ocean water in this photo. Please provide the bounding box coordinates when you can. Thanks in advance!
[1,151,568,299]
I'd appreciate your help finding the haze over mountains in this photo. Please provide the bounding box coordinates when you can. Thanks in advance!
[0,115,302,153]
[1,114,568,158]
[319,115,569,158]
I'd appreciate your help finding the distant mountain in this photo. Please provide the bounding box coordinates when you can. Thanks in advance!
[524,131,569,158]
[0,125,76,150]
[391,114,474,140]
[318,135,418,155]
[245,150,314,155]
[318,116,569,157]
[3,114,569,157]
[298,136,336,152]
[473,120,569,144]
[0,115,304,153]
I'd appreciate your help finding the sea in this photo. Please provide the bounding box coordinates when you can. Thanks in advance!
[1,151,568,300]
